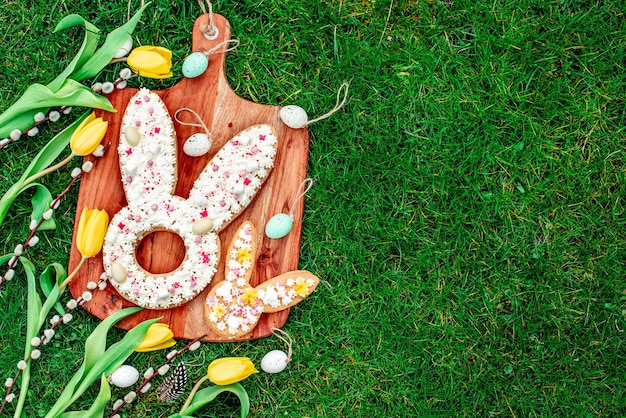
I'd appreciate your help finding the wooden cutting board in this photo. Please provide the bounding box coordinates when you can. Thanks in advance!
[67,13,311,342]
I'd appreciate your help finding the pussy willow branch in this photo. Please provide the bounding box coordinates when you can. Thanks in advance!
[0,275,108,415]
[0,143,111,288]
[108,336,207,418]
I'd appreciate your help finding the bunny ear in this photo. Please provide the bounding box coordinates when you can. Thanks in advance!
[205,221,259,338]
[118,88,177,204]
[188,124,278,232]
[254,270,320,313]
[223,221,258,283]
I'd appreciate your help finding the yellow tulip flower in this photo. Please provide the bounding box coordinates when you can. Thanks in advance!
[207,357,258,386]
[127,46,173,79]
[75,207,109,258]
[135,323,176,352]
[69,112,108,156]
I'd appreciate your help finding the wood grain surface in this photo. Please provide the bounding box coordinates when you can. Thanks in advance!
[67,13,311,342]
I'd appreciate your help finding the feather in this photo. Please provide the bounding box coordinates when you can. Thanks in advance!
[158,362,187,402]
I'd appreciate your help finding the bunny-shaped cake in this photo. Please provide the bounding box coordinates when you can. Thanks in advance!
[205,221,319,338]
[102,88,278,309]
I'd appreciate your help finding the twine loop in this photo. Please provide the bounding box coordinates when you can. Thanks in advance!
[307,81,351,126]
[198,0,218,39]
[271,327,294,362]
[288,178,314,219]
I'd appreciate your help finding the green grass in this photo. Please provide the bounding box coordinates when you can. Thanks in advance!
[1,0,625,416]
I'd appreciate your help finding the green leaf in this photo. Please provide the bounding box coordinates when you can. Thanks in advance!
[0,80,113,138]
[59,374,111,418]
[44,308,156,418]
[48,15,101,92]
[178,383,250,418]
[0,111,88,226]
[14,257,43,418]
[31,185,56,231]
[39,263,67,316]
[70,3,150,81]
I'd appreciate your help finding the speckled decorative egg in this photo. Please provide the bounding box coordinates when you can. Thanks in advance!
[265,213,293,239]
[279,105,308,129]
[109,365,139,388]
[182,52,209,78]
[261,350,289,373]
[183,133,212,157]
[114,37,133,59]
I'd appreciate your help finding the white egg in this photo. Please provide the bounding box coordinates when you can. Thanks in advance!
[109,365,139,388]
[183,133,212,157]
[279,105,308,129]
[261,350,289,373]
[110,262,127,284]
[113,37,134,59]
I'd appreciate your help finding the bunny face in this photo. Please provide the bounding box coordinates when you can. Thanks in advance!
[102,88,278,309]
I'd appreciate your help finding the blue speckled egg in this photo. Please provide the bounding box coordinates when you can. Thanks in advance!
[265,213,293,239]
[182,52,209,78]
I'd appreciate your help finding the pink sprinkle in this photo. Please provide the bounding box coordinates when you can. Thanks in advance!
[118,222,125,229]
[224,172,230,178]
[147,160,153,166]
[135,100,142,105]
[202,254,210,263]
[191,278,197,286]
[148,107,154,114]
[155,127,161,134]
[250,145,259,155]
[219,200,226,207]
[125,148,133,155]
[213,165,219,172]
[167,206,174,212]
[239,170,246,177]
[134,215,142,222]
[127,214,134,220]
[133,288,140,295]
[195,237,202,243]
[200,210,208,218]
[232,140,239,145]
[151,204,158,211]
[244,227,252,235]
[169,288,176,294]
[259,134,266,140]
[144,95,151,102]
[244,178,251,185]
[125,176,133,183]
[251,309,258,315]
[233,268,241,277]
[135,120,141,126]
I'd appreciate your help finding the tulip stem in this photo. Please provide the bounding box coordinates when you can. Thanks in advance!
[109,57,128,64]
[180,375,209,413]
[60,256,87,290]
[21,152,76,186]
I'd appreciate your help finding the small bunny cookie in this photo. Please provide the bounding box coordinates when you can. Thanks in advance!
[205,221,319,338]
[102,88,278,309]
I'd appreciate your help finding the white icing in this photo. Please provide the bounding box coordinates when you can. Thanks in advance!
[205,223,318,337]
[103,88,278,309]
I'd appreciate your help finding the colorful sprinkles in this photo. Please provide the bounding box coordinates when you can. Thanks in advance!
[103,88,278,309]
